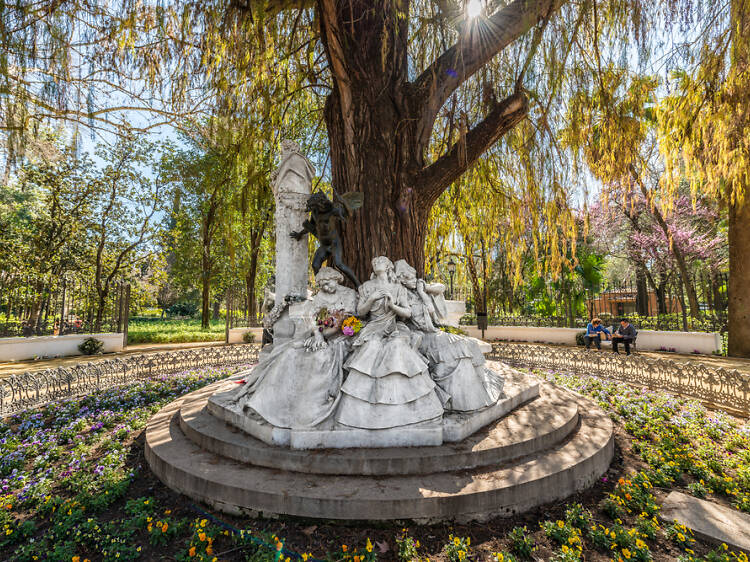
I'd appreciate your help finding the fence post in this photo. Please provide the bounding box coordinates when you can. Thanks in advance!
[122,284,131,348]
[59,277,67,334]
[116,282,123,334]
[225,287,231,344]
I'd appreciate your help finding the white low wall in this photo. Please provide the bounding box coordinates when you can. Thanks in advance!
[228,327,264,344]
[465,326,580,346]
[627,330,722,355]
[463,325,722,355]
[0,333,124,362]
[443,300,466,328]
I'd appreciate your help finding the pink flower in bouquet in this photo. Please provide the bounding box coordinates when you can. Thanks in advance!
[342,325,355,336]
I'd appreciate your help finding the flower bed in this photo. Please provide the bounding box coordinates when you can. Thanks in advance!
[1,367,749,561]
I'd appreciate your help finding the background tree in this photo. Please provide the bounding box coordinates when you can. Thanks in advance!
[87,134,163,330]
[0,134,95,330]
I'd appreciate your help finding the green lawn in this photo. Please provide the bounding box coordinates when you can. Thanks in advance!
[127,318,225,344]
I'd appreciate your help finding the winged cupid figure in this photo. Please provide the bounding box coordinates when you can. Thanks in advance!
[290,191,363,287]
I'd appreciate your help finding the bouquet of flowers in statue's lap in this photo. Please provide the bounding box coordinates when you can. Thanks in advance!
[316,308,362,336]
[341,315,363,336]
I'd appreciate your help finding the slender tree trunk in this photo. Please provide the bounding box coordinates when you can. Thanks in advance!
[201,250,212,329]
[246,256,258,322]
[636,267,649,316]
[200,195,219,329]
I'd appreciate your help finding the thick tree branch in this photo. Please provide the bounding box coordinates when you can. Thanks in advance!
[414,91,528,204]
[412,0,566,148]
[318,0,357,164]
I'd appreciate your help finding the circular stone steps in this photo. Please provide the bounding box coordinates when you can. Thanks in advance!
[178,379,580,476]
[145,374,614,522]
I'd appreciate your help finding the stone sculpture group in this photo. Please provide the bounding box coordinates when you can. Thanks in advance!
[226,259,504,440]
[209,140,508,449]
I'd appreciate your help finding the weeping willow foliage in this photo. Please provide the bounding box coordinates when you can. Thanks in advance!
[0,0,739,287]
[658,0,749,209]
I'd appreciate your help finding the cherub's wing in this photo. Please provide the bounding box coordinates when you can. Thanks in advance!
[334,191,364,216]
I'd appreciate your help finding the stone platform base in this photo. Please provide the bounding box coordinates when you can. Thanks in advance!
[145,367,614,521]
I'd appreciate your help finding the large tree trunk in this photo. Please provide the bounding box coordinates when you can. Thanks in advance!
[321,0,424,281]
[727,0,750,357]
[728,196,750,356]
[319,0,537,281]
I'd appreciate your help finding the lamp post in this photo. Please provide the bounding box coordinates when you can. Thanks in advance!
[447,258,456,300]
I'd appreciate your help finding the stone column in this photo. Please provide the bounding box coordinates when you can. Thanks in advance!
[270,140,315,342]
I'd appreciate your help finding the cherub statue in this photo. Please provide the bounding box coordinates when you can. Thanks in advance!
[290,191,363,287]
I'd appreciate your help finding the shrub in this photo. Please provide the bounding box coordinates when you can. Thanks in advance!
[508,526,534,559]
[445,535,471,562]
[78,337,104,355]
[396,529,420,561]
[166,301,198,317]
[667,522,696,550]
[439,325,468,335]
[243,330,256,343]
[564,504,592,530]
[688,480,708,498]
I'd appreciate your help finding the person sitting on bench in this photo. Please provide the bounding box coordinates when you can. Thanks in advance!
[584,318,611,350]
[612,318,637,355]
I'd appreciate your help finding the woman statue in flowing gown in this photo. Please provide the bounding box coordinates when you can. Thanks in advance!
[335,256,444,429]
[394,259,503,412]
[230,267,357,429]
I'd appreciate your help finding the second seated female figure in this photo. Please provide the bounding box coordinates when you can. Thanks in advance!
[394,259,503,413]
[335,256,444,429]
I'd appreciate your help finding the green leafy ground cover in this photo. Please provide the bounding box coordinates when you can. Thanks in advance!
[1,368,749,561]
[127,319,225,344]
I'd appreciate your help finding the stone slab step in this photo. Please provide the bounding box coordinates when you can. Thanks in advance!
[179,379,578,476]
[660,491,750,554]
[145,385,613,521]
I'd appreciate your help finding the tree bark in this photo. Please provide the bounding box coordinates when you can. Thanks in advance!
[201,241,213,329]
[635,266,649,316]
[727,0,750,357]
[246,250,259,322]
[728,196,750,356]
[318,0,557,280]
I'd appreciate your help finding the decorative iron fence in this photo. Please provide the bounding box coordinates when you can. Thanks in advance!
[489,342,750,416]
[0,344,261,418]
[0,272,129,338]
[5,340,748,420]
[224,281,265,330]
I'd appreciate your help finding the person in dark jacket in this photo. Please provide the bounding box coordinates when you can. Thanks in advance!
[612,318,637,355]
[584,318,611,350]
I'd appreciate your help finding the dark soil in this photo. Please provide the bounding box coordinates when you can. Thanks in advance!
[91,422,723,562]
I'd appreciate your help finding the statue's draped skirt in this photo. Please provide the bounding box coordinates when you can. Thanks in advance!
[335,284,444,430]
[234,335,349,429]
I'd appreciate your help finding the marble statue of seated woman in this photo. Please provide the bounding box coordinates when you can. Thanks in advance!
[230,267,357,429]
[334,256,444,430]
[394,259,503,413]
